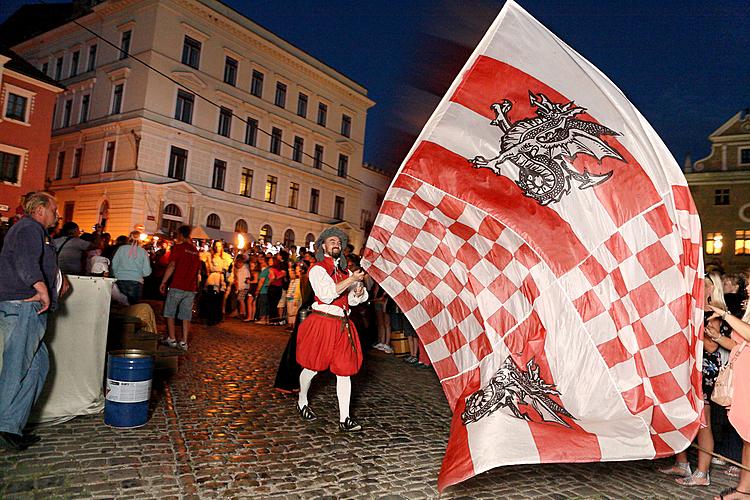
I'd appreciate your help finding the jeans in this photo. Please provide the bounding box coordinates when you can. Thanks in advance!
[117,280,143,305]
[0,300,49,435]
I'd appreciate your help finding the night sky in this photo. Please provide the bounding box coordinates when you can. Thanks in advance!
[2,0,748,173]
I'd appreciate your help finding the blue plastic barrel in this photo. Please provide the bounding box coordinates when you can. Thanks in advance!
[104,350,154,428]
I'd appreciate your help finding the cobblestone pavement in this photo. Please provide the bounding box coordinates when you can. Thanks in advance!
[0,317,740,499]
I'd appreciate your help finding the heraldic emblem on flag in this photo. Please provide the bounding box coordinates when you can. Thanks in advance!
[361,0,704,491]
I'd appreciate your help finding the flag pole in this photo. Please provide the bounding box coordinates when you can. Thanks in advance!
[690,443,750,473]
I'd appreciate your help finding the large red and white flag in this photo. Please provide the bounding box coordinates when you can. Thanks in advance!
[362,0,704,491]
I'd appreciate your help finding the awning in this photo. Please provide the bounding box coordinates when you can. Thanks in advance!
[190,226,253,245]
[191,225,233,242]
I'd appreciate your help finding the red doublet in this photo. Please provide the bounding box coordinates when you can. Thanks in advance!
[296,258,362,376]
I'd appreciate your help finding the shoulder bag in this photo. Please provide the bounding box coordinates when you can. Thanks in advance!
[712,341,747,407]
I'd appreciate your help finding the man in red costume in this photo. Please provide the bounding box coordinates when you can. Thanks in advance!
[296,227,367,431]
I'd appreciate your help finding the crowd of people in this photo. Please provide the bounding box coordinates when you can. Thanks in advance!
[0,197,436,368]
[658,269,750,500]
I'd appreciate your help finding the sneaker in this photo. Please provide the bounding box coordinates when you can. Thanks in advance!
[298,404,317,421]
[404,356,418,364]
[161,338,178,348]
[339,416,362,432]
[382,345,394,354]
[373,343,385,351]
[177,341,188,351]
[416,362,432,369]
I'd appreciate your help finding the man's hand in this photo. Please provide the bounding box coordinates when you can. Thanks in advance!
[24,282,50,314]
[159,283,168,295]
[60,274,71,298]
[350,270,365,282]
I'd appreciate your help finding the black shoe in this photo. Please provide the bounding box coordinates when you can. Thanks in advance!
[298,404,317,421]
[339,417,362,432]
[0,432,40,451]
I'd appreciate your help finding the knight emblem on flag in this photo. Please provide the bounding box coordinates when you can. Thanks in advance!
[362,0,703,492]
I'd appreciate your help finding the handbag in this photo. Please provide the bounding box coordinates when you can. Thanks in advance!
[712,341,747,407]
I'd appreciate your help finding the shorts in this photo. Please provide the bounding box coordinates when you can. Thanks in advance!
[237,288,249,302]
[296,312,362,376]
[163,288,196,321]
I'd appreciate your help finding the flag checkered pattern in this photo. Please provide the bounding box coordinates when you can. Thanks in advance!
[365,172,702,453]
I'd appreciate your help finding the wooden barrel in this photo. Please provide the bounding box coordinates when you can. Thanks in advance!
[390,330,409,357]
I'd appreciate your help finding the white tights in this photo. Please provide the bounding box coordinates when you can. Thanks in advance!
[298,368,351,422]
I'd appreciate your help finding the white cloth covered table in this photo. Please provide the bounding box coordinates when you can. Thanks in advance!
[29,276,115,425]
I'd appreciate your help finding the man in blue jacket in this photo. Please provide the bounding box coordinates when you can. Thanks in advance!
[0,192,67,451]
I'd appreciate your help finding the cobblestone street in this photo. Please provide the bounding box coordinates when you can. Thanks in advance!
[0,318,738,499]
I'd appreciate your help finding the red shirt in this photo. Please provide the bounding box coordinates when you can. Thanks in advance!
[168,242,201,292]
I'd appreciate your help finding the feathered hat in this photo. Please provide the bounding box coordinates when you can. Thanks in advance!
[314,226,348,271]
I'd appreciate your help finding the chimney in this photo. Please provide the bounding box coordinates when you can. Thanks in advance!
[683,153,692,173]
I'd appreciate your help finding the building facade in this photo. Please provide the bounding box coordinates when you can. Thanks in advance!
[685,110,750,273]
[9,0,377,249]
[0,49,64,220]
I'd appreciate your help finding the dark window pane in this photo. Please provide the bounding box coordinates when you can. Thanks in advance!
[212,159,226,190]
[245,118,258,146]
[297,93,308,117]
[310,188,319,214]
[72,148,82,177]
[224,56,237,86]
[0,152,21,183]
[87,45,97,72]
[270,127,282,155]
[275,82,287,108]
[334,196,345,220]
[175,90,194,124]
[218,107,232,137]
[251,70,264,97]
[313,144,323,169]
[317,103,327,126]
[62,99,72,127]
[103,141,115,172]
[70,51,79,77]
[181,36,201,69]
[119,30,131,60]
[168,146,188,180]
[293,136,303,162]
[337,154,348,178]
[6,94,27,121]
[80,94,90,123]
[112,84,123,114]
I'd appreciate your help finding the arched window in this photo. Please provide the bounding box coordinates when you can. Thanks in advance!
[234,219,248,233]
[305,232,315,249]
[259,224,273,243]
[161,203,183,236]
[206,213,221,229]
[164,204,181,217]
[283,229,295,248]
